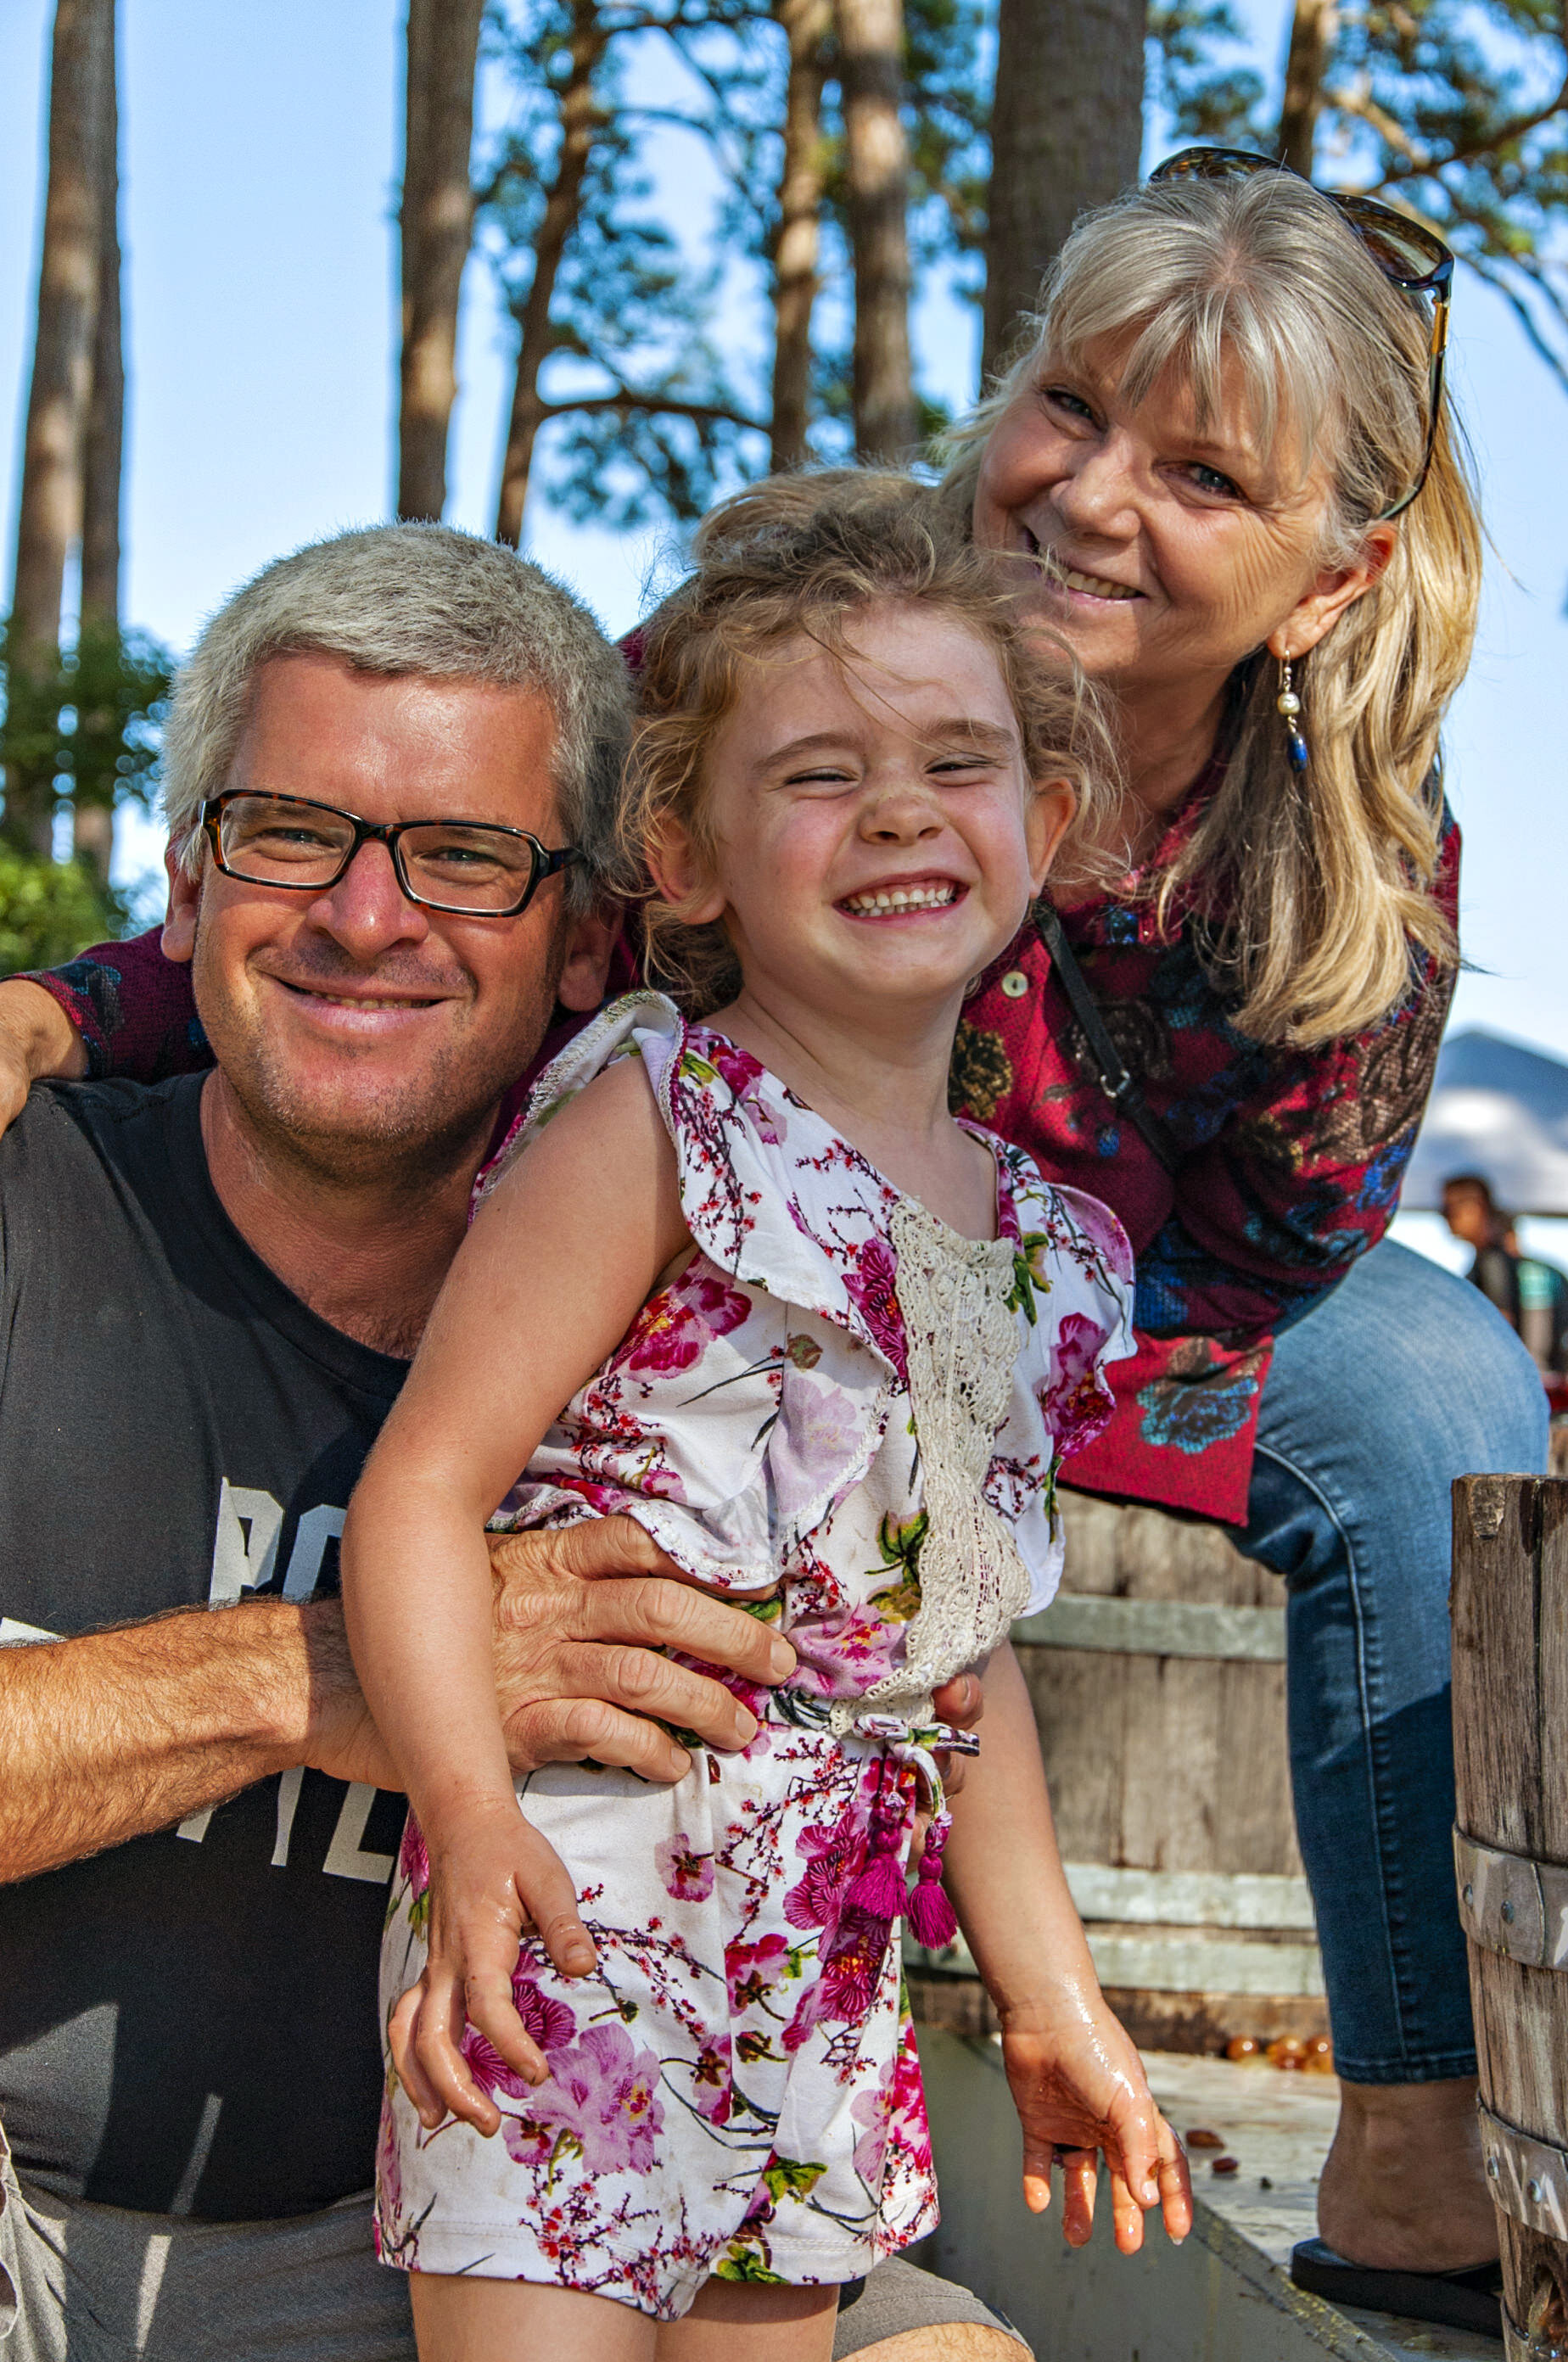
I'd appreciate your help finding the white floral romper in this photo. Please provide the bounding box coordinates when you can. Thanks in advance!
[376,992,1133,2320]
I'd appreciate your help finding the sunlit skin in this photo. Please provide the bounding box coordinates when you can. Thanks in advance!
[651,601,1073,1237]
[162,651,617,1352]
[972,333,1397,859]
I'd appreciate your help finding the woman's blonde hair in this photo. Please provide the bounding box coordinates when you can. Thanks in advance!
[941,170,1481,1047]
[623,473,1119,1015]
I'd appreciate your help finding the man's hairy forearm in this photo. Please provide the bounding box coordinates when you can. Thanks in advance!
[0,1598,342,1883]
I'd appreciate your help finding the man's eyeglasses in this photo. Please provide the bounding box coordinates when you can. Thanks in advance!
[1150,146,1456,521]
[200,792,580,918]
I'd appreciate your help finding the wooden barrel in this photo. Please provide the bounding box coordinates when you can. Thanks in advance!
[910,1488,1328,2055]
[1452,1473,1568,2361]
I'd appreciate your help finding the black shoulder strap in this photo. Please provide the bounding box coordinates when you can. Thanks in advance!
[1032,903,1182,1176]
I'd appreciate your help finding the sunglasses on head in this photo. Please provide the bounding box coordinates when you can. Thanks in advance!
[1150,146,1455,520]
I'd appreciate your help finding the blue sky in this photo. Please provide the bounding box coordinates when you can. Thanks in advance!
[3,0,1567,1117]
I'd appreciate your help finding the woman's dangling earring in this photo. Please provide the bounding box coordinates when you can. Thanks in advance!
[1276,658,1308,775]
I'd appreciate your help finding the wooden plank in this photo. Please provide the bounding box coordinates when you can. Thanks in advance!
[1013,1594,1287,1658]
[1452,1474,1568,2352]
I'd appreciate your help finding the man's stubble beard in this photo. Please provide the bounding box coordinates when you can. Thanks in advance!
[189,914,568,1197]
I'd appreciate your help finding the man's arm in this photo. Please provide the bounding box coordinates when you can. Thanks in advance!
[0,1518,794,1886]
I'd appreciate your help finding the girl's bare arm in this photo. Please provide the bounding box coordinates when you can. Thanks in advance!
[340,1055,688,1859]
[941,1644,1192,2253]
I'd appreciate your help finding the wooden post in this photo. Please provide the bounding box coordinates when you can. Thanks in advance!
[1452,1473,1568,2359]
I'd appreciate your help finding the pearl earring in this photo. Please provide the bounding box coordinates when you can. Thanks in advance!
[1276,657,1308,775]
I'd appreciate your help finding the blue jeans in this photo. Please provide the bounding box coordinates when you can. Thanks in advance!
[1236,1240,1548,2086]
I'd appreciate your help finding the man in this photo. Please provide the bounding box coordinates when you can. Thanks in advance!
[0,524,1022,2361]
[1442,1173,1568,1383]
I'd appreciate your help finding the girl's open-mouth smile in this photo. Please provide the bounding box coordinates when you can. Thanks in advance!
[837,878,966,920]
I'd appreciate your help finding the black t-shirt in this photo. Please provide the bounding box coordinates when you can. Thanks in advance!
[0,1076,409,2220]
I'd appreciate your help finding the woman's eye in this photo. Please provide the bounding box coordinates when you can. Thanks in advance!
[1184,462,1244,500]
[1041,386,1095,425]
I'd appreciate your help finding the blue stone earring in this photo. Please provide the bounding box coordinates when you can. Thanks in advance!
[1277,658,1308,775]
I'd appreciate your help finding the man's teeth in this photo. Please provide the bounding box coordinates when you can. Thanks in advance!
[1059,565,1138,601]
[843,883,959,915]
[308,990,425,1010]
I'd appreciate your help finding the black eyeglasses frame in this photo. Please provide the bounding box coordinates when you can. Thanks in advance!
[199,791,581,918]
[1149,145,1456,522]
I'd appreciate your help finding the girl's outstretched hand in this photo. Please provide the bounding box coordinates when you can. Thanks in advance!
[388,1799,595,2136]
[1001,1995,1193,2255]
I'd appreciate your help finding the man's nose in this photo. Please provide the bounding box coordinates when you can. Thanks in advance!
[305,840,430,954]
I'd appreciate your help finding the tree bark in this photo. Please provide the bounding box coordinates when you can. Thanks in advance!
[1277,0,1337,178]
[75,0,123,887]
[398,0,485,523]
[981,0,1145,383]
[837,0,916,462]
[494,0,605,548]
[7,0,114,857]
[770,0,831,472]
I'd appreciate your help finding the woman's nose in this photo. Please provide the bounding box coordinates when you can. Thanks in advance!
[1053,432,1141,538]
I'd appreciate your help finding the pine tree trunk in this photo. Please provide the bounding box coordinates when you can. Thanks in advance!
[837,0,916,463]
[1278,0,1336,177]
[7,0,114,857]
[770,0,831,472]
[981,0,1145,382]
[398,0,485,523]
[494,0,604,548]
[76,0,122,888]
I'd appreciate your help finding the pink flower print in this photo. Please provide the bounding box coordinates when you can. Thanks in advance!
[511,1973,577,2053]
[783,1789,876,1941]
[843,1239,907,1380]
[697,1033,765,1101]
[781,1910,888,2051]
[725,1932,792,2012]
[505,2023,665,2174]
[692,2042,732,2125]
[459,2023,538,2102]
[397,1815,428,1895]
[654,1830,715,1901]
[772,1378,865,1523]
[1042,1310,1116,1457]
[619,1269,750,1379]
[851,2072,896,2189]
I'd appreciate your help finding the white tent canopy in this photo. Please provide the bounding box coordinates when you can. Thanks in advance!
[1402,1028,1568,1216]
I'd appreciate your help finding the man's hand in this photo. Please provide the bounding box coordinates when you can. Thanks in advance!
[305,1516,798,1790]
[0,980,87,1132]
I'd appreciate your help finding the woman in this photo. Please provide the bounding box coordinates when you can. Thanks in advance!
[0,151,1544,2334]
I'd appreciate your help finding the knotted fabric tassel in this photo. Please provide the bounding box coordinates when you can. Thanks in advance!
[846,1763,910,1921]
[906,1811,958,1948]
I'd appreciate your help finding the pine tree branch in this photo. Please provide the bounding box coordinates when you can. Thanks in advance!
[539,388,767,429]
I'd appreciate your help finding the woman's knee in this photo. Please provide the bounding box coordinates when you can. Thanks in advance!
[1262,1240,1548,1488]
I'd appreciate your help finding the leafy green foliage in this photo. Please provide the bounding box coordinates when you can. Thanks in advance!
[0,848,127,977]
[0,617,174,831]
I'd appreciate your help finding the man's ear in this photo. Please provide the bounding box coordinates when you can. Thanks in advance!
[556,900,623,1014]
[1268,523,1399,661]
[161,842,200,965]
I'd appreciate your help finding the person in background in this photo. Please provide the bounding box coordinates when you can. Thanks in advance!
[1442,1173,1568,1384]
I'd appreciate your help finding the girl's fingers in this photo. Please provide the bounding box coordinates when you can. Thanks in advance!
[512,1822,596,1978]
[387,1985,445,2129]
[1057,2147,1100,2246]
[412,1963,502,2136]
[1156,2119,1194,2242]
[1019,2124,1056,2216]
[465,1963,547,2091]
[1107,2163,1147,2254]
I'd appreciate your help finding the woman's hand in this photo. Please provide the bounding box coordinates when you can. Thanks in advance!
[0,980,87,1132]
[388,1798,596,2136]
[1001,1990,1192,2253]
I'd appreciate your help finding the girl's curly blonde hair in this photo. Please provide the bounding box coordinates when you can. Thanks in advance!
[621,471,1120,1014]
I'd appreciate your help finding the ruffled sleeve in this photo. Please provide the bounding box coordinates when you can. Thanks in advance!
[986,1145,1136,1615]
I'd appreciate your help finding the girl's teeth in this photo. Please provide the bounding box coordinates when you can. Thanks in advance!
[846,885,956,914]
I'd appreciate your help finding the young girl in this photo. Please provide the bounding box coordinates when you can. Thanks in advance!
[341,487,1190,2362]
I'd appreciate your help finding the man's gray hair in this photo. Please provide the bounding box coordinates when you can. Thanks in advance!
[162,522,632,911]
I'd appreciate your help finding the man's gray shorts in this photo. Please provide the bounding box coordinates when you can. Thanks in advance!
[0,2129,1024,2358]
